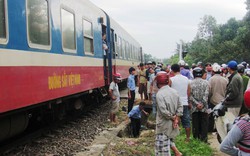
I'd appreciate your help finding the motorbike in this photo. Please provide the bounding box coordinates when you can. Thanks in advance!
[212,100,235,143]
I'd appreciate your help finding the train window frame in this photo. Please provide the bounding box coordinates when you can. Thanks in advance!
[131,45,133,60]
[61,7,77,53]
[114,33,119,58]
[118,36,122,59]
[122,39,126,59]
[0,0,8,44]
[26,0,51,50]
[82,18,94,56]
[125,41,129,60]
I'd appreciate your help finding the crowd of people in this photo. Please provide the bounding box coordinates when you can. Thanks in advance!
[108,59,250,156]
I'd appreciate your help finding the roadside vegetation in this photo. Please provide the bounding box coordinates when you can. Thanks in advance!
[144,1,250,66]
[103,99,213,156]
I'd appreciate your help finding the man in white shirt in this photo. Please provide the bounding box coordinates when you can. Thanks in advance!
[208,63,228,132]
[169,64,191,142]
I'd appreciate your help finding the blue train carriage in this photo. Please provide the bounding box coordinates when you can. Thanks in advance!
[107,16,143,81]
[0,0,113,142]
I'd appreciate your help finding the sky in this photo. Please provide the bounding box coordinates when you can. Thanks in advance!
[90,0,247,58]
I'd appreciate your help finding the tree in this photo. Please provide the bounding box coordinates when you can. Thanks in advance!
[196,15,218,40]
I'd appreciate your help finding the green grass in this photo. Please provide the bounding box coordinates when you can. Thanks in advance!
[175,129,213,156]
[104,100,213,156]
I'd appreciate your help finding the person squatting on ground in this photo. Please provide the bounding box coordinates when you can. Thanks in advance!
[208,63,228,132]
[138,63,148,100]
[155,72,183,156]
[127,102,149,138]
[108,73,121,123]
[220,89,250,156]
[169,64,191,142]
[127,67,136,113]
[190,67,210,143]
[224,60,244,117]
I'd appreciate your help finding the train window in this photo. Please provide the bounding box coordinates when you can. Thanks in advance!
[0,0,7,44]
[128,43,130,60]
[61,8,76,52]
[133,46,136,60]
[126,41,129,60]
[122,39,125,59]
[131,46,133,60]
[115,34,117,42]
[118,37,122,58]
[83,19,93,54]
[129,44,131,60]
[27,0,50,48]
[114,34,118,57]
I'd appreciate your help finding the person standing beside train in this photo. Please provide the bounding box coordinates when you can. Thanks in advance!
[146,61,153,101]
[238,64,250,115]
[127,67,136,114]
[155,72,183,156]
[178,60,192,80]
[190,67,210,143]
[224,60,244,117]
[138,63,148,101]
[109,73,122,123]
[208,63,228,132]
[169,64,191,142]
[149,67,158,118]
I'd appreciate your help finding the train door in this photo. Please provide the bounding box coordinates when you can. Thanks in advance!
[102,26,109,86]
[111,29,116,75]
[103,13,113,86]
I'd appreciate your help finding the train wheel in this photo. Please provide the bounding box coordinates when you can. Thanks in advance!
[74,98,84,111]
[55,104,66,121]
[0,112,29,142]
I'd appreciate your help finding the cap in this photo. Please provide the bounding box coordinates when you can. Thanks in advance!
[197,61,203,66]
[227,60,238,70]
[212,64,221,72]
[156,72,169,85]
[147,61,152,64]
[193,67,203,78]
[178,60,185,66]
[113,73,122,80]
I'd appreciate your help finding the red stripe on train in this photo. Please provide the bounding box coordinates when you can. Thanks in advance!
[0,66,104,113]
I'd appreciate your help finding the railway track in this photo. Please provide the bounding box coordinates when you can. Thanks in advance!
[0,99,112,155]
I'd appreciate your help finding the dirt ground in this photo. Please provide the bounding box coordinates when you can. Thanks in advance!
[78,100,228,155]
[208,133,227,156]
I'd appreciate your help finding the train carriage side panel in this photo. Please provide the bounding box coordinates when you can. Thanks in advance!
[109,18,142,80]
[0,0,107,114]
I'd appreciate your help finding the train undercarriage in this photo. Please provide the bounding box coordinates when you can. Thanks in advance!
[0,87,108,143]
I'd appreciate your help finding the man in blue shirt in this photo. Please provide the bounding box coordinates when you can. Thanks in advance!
[127,67,136,113]
[128,102,148,137]
[178,60,192,80]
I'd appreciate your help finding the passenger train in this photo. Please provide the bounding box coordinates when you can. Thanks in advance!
[0,0,143,141]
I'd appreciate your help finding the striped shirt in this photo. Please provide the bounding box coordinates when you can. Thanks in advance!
[237,116,250,153]
[220,115,250,156]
